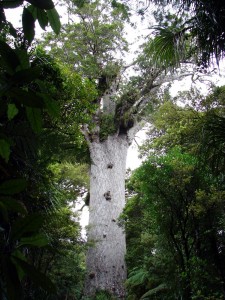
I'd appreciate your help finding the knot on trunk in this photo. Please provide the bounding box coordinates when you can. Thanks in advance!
[107,163,113,169]
[89,272,95,279]
[104,191,111,201]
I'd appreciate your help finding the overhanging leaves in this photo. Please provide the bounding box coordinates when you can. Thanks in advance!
[0,0,23,9]
[11,66,41,84]
[0,178,27,195]
[37,7,48,29]
[26,0,54,10]
[47,7,61,34]
[27,4,38,20]
[0,40,20,74]
[10,214,44,240]
[0,197,27,214]
[9,88,45,108]
[22,7,35,44]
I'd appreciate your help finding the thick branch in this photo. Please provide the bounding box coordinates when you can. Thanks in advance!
[127,120,145,143]
[81,60,204,145]
[131,68,197,115]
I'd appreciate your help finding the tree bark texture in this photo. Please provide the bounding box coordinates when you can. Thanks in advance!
[85,134,128,298]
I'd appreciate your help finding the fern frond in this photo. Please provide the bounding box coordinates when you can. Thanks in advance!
[126,269,149,287]
[140,283,168,299]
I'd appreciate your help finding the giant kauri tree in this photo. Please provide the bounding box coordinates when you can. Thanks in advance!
[42,0,199,297]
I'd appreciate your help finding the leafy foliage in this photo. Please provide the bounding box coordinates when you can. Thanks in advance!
[40,0,140,142]
[99,114,117,141]
[124,147,225,299]
[124,87,225,299]
[0,1,93,299]
[41,0,128,78]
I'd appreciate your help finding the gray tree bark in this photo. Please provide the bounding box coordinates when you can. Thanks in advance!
[84,134,129,298]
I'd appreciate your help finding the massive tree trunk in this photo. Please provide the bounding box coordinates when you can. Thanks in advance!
[84,134,129,298]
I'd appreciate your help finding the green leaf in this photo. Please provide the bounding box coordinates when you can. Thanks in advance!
[26,0,54,10]
[43,95,59,118]
[0,196,27,214]
[0,8,6,29]
[8,22,17,38]
[26,107,42,133]
[0,201,8,221]
[37,8,48,30]
[0,40,20,74]
[11,214,44,240]
[11,66,41,84]
[15,49,30,69]
[11,250,26,280]
[7,103,19,120]
[19,233,49,247]
[0,139,10,162]
[1,0,23,9]
[22,7,35,44]
[36,81,59,116]
[1,255,23,300]
[9,88,45,108]
[0,179,27,195]
[27,4,38,20]
[11,256,56,293]
[47,8,61,34]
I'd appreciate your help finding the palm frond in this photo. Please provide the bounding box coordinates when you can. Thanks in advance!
[152,0,225,66]
[145,26,188,69]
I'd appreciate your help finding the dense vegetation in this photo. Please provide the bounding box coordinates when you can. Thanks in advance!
[1,0,225,299]
[0,1,93,299]
[123,88,225,299]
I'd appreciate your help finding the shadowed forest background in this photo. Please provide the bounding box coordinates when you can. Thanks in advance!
[1,0,225,299]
